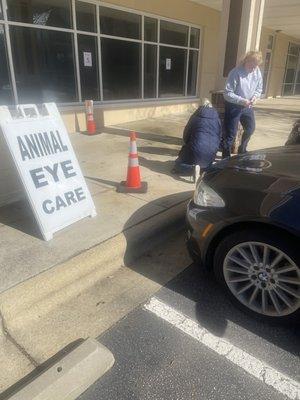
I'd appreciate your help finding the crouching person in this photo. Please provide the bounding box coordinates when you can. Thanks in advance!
[285,119,300,146]
[172,99,222,181]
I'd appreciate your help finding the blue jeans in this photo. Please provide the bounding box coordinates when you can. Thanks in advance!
[223,101,256,157]
[173,159,212,175]
[173,159,194,175]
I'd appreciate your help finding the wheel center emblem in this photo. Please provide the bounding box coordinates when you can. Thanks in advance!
[258,272,268,282]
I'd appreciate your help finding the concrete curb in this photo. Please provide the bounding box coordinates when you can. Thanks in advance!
[0,195,191,395]
[0,198,188,324]
[0,196,190,382]
[4,338,114,400]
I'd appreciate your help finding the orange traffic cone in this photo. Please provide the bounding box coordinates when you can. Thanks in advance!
[117,132,148,193]
[87,113,96,135]
[85,100,96,135]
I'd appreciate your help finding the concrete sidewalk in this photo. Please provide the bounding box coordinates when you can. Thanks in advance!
[0,100,298,395]
[0,111,195,395]
[255,95,300,114]
[0,118,194,294]
[0,96,298,296]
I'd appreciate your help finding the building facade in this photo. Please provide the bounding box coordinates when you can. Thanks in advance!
[0,0,299,132]
[260,28,300,98]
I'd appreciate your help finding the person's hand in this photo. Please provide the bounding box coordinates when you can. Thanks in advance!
[241,99,251,107]
[250,96,257,105]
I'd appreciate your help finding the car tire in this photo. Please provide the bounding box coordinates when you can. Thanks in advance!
[213,228,300,324]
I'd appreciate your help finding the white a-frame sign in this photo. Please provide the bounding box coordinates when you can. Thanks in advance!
[0,103,96,241]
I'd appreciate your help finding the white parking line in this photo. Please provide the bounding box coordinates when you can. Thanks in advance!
[144,297,300,400]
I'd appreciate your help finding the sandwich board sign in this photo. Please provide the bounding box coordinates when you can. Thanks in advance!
[0,103,96,241]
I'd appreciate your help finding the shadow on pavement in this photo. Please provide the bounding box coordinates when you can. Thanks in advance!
[138,156,194,183]
[0,189,298,365]
[121,191,299,359]
[139,156,174,175]
[104,126,182,146]
[85,176,119,188]
[0,199,41,239]
[122,191,192,266]
[139,146,179,157]
[164,263,300,358]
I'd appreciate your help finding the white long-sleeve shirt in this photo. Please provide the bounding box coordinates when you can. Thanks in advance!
[224,65,263,105]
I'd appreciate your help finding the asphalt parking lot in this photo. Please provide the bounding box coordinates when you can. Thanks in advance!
[80,263,300,400]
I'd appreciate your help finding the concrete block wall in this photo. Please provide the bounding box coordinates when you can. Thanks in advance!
[60,101,199,134]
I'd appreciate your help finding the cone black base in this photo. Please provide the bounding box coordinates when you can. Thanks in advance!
[117,181,148,193]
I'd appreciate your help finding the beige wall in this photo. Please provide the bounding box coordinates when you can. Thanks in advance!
[60,101,199,133]
[260,28,300,97]
[260,27,274,54]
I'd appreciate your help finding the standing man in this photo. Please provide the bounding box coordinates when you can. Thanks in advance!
[223,51,263,158]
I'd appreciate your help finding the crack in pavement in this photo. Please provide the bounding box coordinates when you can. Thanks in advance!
[0,309,38,368]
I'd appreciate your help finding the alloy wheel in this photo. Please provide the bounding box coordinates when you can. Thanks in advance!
[223,242,300,317]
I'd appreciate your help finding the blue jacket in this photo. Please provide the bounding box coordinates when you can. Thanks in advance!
[178,106,221,167]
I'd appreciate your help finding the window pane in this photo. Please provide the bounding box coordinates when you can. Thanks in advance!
[187,50,198,96]
[76,1,96,32]
[7,0,72,28]
[283,84,293,95]
[190,27,200,48]
[285,68,296,84]
[160,21,188,47]
[78,35,99,101]
[262,52,271,93]
[0,26,13,105]
[285,55,297,84]
[295,85,300,95]
[101,38,141,100]
[289,44,300,57]
[287,55,298,69]
[100,7,141,39]
[159,46,187,98]
[264,52,271,71]
[144,44,157,98]
[144,17,157,42]
[10,26,77,103]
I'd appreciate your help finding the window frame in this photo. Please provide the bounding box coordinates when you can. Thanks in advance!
[282,42,300,96]
[0,22,14,104]
[261,34,274,97]
[0,0,202,105]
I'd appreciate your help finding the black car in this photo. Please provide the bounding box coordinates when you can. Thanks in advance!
[186,145,300,323]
